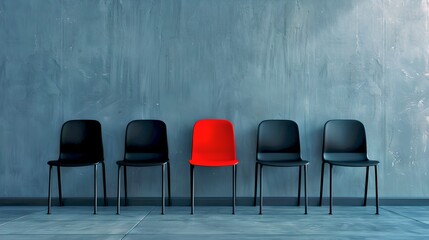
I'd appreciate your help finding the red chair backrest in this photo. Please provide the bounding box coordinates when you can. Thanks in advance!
[191,119,236,161]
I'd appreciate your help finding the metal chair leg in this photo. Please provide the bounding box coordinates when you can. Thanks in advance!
[162,164,165,215]
[94,164,98,215]
[167,162,171,206]
[232,165,236,215]
[364,166,369,206]
[47,165,52,214]
[329,164,333,215]
[319,162,325,206]
[117,165,121,215]
[259,165,263,215]
[254,162,258,206]
[102,162,107,206]
[190,165,195,215]
[304,165,308,215]
[298,166,302,206]
[375,165,379,215]
[57,166,63,206]
[124,166,128,206]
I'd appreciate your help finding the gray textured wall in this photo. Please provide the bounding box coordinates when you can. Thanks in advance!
[0,0,429,199]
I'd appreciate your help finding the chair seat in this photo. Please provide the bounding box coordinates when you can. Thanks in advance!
[47,160,101,167]
[324,160,379,167]
[189,159,238,167]
[257,159,309,167]
[117,159,168,167]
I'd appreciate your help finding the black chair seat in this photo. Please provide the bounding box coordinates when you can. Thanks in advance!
[257,160,309,167]
[324,160,379,167]
[117,159,168,167]
[48,160,101,167]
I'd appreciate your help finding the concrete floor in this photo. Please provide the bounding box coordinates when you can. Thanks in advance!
[0,205,428,239]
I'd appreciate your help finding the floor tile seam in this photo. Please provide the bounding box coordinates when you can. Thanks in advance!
[120,207,154,240]
[0,233,126,236]
[5,219,148,222]
[123,233,429,236]
[380,206,429,226]
[6,208,155,222]
[0,231,424,236]
[0,209,47,227]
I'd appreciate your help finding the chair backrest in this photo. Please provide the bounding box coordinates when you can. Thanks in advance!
[323,120,367,161]
[124,120,168,161]
[59,120,104,163]
[257,120,301,161]
[191,119,236,161]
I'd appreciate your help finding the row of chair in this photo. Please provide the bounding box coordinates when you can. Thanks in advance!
[47,119,379,216]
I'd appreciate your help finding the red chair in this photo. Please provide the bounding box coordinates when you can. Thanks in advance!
[189,119,239,214]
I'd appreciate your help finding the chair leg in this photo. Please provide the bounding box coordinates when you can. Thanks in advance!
[254,162,258,207]
[117,165,121,215]
[94,164,98,215]
[167,162,171,206]
[232,165,236,215]
[298,166,302,206]
[57,166,63,207]
[102,162,107,206]
[304,165,308,214]
[319,162,325,206]
[162,164,165,215]
[124,166,128,207]
[364,166,369,206]
[375,165,379,215]
[329,164,333,215]
[190,165,195,215]
[259,165,263,215]
[47,165,52,214]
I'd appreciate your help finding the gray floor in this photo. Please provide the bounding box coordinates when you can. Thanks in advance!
[0,205,428,239]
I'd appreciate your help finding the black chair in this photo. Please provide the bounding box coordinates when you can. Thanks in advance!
[47,120,106,214]
[116,120,171,215]
[319,119,379,214]
[254,120,308,214]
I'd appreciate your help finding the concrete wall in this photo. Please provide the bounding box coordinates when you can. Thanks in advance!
[0,0,428,200]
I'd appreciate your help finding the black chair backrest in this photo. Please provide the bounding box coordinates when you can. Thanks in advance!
[257,120,301,161]
[59,120,104,163]
[323,120,367,161]
[124,120,168,161]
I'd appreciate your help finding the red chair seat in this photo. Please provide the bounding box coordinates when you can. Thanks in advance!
[189,159,238,167]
